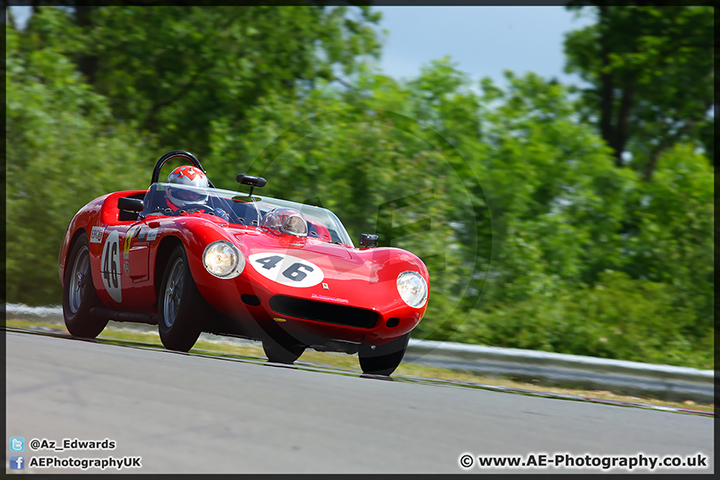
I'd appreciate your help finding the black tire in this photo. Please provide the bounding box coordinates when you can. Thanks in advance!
[63,233,108,338]
[262,336,305,364]
[358,333,410,376]
[158,245,205,352]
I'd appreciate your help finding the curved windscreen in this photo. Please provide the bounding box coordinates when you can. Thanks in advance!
[141,183,354,246]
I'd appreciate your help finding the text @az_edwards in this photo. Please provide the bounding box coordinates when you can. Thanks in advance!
[458,452,710,471]
[29,437,115,452]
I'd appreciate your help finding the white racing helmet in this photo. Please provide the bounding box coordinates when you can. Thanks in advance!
[166,165,209,207]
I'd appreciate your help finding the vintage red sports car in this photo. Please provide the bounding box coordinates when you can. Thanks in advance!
[58,150,429,375]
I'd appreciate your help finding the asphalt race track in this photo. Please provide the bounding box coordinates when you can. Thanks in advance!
[5,330,714,474]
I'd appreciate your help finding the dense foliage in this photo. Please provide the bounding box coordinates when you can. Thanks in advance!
[5,6,713,369]
[564,4,714,177]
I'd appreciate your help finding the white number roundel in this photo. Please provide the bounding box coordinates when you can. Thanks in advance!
[248,253,324,288]
[101,230,122,303]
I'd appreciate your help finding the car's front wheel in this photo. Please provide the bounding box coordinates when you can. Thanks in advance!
[63,233,108,338]
[158,245,205,352]
[262,336,305,364]
[358,333,410,376]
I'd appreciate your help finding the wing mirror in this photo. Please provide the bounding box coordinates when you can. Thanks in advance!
[359,233,379,248]
[237,174,267,197]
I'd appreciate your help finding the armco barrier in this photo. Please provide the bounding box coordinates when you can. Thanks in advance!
[5,304,715,403]
[405,339,715,404]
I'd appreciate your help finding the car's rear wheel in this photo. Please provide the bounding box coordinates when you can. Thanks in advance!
[158,245,205,352]
[358,333,410,376]
[63,234,108,338]
[262,336,305,364]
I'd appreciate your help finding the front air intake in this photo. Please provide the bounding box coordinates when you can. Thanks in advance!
[269,295,379,329]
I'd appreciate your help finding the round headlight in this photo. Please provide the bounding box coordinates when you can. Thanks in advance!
[203,241,245,279]
[396,271,428,308]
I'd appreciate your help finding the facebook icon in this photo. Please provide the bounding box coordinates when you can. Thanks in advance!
[9,455,24,470]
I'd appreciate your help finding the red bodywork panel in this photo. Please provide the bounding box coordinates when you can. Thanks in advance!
[59,189,429,347]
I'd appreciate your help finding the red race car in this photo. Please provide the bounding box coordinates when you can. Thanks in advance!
[58,151,429,375]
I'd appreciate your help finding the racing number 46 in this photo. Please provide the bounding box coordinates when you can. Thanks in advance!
[256,255,314,282]
[100,230,123,303]
[103,238,119,288]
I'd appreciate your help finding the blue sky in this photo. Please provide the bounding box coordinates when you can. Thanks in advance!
[9,5,595,88]
[373,6,595,88]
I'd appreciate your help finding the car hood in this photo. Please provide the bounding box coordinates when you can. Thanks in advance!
[230,228,426,285]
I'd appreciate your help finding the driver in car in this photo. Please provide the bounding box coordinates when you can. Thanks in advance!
[165,165,230,221]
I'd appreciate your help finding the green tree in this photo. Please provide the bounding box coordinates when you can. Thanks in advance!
[458,71,713,368]
[564,4,714,179]
[21,4,382,159]
[6,14,151,304]
[624,144,714,337]
[475,71,635,301]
